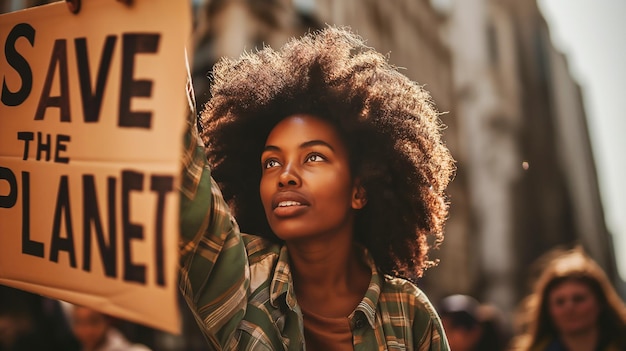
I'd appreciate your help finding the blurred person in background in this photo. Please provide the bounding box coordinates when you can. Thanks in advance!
[0,286,79,351]
[510,247,626,351]
[438,294,510,351]
[70,305,151,351]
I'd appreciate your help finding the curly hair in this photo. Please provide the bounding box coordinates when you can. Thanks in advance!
[511,246,626,350]
[199,26,454,279]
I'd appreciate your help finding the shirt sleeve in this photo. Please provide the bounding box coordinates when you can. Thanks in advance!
[413,294,450,351]
[178,87,250,349]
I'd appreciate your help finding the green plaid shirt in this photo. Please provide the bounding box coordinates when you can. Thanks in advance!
[179,107,449,351]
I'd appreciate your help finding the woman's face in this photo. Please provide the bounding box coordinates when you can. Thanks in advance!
[72,306,109,351]
[547,280,601,336]
[260,114,364,242]
[441,316,482,351]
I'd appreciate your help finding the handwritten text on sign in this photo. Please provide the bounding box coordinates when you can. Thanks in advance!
[0,0,191,334]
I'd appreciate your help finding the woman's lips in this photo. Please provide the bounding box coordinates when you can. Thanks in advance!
[271,191,310,217]
[277,200,302,207]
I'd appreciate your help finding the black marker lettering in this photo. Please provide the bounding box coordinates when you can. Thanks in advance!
[119,34,159,128]
[34,39,70,122]
[2,23,34,106]
[50,175,77,267]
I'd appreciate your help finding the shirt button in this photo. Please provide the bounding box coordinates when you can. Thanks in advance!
[355,317,366,329]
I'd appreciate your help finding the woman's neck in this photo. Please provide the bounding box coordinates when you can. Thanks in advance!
[559,326,600,351]
[287,235,370,318]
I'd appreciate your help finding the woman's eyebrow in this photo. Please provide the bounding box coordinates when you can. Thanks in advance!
[262,140,335,153]
[262,145,281,153]
[300,140,335,151]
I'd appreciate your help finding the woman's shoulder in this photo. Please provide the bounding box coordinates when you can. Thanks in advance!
[127,345,152,351]
[98,328,153,351]
[241,233,282,263]
[381,275,441,321]
[381,275,429,303]
[380,275,448,349]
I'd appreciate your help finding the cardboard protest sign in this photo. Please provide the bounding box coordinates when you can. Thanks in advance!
[0,0,191,334]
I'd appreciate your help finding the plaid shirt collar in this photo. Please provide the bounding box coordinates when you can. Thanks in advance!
[269,243,381,329]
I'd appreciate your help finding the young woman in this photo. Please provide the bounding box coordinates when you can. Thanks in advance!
[179,26,455,350]
[510,247,626,351]
[70,306,151,351]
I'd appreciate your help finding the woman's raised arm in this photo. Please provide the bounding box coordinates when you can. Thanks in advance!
[178,100,250,349]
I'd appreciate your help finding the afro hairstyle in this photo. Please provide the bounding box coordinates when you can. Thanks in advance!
[200,26,455,279]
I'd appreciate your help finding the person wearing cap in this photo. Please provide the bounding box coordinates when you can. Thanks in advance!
[438,294,510,351]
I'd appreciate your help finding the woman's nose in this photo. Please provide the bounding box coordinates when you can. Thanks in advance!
[278,165,300,188]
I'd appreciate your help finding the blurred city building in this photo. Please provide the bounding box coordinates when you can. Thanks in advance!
[433,0,621,318]
[2,0,622,347]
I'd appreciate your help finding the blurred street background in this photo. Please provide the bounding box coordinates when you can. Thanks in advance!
[1,0,624,350]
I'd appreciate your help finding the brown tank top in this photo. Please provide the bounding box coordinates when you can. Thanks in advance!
[301,305,353,350]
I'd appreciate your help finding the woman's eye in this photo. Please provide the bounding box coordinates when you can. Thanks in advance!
[305,153,325,163]
[572,294,587,304]
[264,159,280,169]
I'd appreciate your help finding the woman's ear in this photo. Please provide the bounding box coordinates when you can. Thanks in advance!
[351,180,367,209]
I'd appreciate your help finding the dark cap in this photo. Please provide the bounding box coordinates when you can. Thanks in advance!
[438,294,480,330]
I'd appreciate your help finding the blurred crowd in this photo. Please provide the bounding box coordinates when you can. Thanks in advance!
[1,246,624,351]
[0,288,206,351]
[437,246,626,351]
